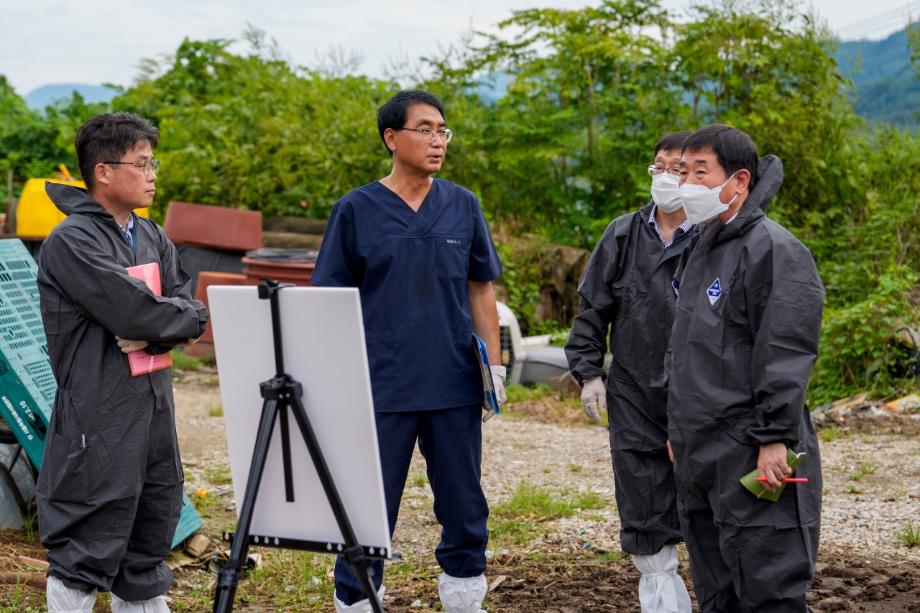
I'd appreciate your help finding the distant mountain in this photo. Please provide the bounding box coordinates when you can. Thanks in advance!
[24,83,119,111]
[835,28,920,126]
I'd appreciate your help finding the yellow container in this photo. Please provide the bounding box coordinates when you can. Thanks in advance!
[16,177,150,238]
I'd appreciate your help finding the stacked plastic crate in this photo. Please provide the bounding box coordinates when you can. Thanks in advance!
[0,239,52,469]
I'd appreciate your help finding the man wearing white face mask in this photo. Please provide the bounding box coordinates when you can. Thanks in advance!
[668,125,824,612]
[566,132,693,613]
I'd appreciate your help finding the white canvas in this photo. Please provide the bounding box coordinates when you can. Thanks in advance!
[207,285,390,556]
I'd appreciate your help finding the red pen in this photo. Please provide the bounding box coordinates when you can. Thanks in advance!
[755,477,809,483]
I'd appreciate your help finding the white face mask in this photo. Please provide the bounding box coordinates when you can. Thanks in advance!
[679,173,739,225]
[651,172,683,213]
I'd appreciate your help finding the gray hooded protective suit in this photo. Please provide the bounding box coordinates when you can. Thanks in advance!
[566,201,694,556]
[667,156,823,612]
[36,183,207,600]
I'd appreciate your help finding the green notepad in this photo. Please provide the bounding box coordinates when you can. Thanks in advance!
[740,449,806,502]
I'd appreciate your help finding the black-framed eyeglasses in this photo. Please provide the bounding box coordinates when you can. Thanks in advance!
[397,127,453,144]
[104,159,161,176]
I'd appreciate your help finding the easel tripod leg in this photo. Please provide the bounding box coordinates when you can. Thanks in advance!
[213,398,281,613]
[285,388,385,612]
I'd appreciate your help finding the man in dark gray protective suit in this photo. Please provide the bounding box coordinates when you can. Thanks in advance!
[36,112,208,613]
[566,131,694,612]
[668,124,824,612]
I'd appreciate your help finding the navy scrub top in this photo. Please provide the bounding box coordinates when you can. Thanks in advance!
[312,178,502,413]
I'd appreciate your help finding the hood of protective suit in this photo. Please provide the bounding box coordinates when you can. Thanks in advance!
[45,181,114,217]
[712,155,783,247]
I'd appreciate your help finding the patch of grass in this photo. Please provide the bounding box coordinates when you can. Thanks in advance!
[208,403,224,418]
[490,517,541,546]
[847,484,863,495]
[505,383,554,404]
[493,481,607,523]
[568,464,583,473]
[191,494,217,519]
[493,481,575,520]
[171,348,207,372]
[487,487,606,550]
[22,508,38,542]
[410,472,427,488]
[848,461,877,482]
[376,559,436,604]
[818,425,845,443]
[896,522,920,547]
[594,549,626,563]
[205,465,233,486]
[240,550,335,609]
[172,582,218,612]
[569,490,606,511]
[0,580,45,611]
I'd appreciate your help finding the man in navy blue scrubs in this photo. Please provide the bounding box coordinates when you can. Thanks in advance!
[312,90,505,613]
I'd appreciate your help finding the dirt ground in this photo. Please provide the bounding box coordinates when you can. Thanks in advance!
[1,370,918,612]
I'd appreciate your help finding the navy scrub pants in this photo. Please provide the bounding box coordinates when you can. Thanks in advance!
[334,404,489,605]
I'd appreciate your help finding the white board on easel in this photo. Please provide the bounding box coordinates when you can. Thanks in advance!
[207,285,390,558]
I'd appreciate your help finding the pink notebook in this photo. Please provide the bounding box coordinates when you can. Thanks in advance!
[125,262,173,376]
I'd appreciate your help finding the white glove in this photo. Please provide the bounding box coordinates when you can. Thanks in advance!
[581,377,606,423]
[490,364,507,404]
[116,337,149,354]
[483,365,507,423]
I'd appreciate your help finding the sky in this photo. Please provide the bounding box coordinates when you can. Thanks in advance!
[1,0,918,96]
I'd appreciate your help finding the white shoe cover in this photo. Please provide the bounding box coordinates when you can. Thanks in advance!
[110,593,171,612]
[633,545,692,613]
[438,573,488,613]
[333,586,385,612]
[47,575,97,613]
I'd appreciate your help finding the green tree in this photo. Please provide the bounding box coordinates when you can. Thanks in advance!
[672,0,865,235]
[114,34,396,220]
[0,76,107,201]
[429,0,687,247]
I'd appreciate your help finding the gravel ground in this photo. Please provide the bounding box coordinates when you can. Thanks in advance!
[172,377,920,611]
[395,413,920,565]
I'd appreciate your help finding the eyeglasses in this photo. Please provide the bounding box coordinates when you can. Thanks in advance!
[648,165,681,177]
[398,127,453,144]
[104,158,161,177]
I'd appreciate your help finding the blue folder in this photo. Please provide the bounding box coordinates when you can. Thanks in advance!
[472,335,501,420]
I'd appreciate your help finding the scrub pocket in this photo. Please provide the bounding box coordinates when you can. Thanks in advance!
[435,236,470,279]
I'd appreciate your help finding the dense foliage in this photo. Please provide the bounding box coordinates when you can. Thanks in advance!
[1,1,917,403]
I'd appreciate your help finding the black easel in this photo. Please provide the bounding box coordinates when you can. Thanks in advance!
[213,280,385,613]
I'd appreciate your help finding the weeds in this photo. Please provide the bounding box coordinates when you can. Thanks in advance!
[848,462,877,482]
[505,384,554,404]
[896,521,920,548]
[818,426,845,443]
[488,482,607,548]
[204,465,233,486]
